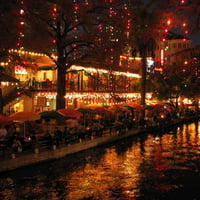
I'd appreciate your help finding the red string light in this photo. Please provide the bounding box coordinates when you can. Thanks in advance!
[16,0,26,49]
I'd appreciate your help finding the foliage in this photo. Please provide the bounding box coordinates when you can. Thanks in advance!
[0,0,200,110]
[150,60,200,100]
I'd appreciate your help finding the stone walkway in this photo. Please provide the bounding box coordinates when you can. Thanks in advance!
[0,127,145,173]
[0,115,199,173]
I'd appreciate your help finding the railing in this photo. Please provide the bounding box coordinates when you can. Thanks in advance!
[0,112,199,161]
[26,80,140,93]
[0,124,124,161]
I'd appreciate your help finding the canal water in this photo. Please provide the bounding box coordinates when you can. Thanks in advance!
[0,121,200,200]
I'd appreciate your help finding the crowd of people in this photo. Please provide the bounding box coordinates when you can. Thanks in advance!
[0,103,199,158]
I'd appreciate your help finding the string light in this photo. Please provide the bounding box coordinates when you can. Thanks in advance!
[123,3,132,40]
[70,65,141,78]
[17,0,26,49]
[9,49,47,57]
[51,4,58,46]
[72,0,81,59]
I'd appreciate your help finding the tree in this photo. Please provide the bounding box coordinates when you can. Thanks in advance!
[127,0,169,105]
[0,1,102,109]
[0,51,19,113]
[0,0,199,111]
[0,0,131,109]
[126,0,200,105]
[150,60,199,105]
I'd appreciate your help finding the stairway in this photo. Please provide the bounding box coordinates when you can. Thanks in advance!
[2,82,33,108]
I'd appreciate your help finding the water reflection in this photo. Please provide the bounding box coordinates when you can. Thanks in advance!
[0,121,200,199]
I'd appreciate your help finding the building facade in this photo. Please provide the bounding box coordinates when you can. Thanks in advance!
[1,32,198,114]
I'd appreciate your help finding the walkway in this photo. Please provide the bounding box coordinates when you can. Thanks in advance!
[0,116,199,174]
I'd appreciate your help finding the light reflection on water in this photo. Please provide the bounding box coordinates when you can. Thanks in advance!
[0,121,200,200]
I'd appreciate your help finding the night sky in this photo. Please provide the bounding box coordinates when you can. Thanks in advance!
[191,33,200,46]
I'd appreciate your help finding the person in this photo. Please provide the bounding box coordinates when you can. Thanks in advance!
[11,137,22,153]
[77,125,85,142]
[62,127,70,145]
[53,127,62,146]
[31,77,37,88]
[0,126,8,141]
[46,78,52,88]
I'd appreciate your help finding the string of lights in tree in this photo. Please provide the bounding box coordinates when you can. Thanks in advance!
[123,3,131,40]
[121,2,132,90]
[103,0,117,90]
[17,0,26,49]
[122,1,132,75]
[157,0,190,69]
[84,0,89,6]
[51,3,58,53]
[72,0,90,59]
[72,0,80,60]
[161,0,189,43]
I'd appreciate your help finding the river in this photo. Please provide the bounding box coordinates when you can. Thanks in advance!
[0,121,200,200]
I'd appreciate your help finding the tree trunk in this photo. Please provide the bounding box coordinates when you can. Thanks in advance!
[0,88,3,114]
[140,50,147,106]
[56,66,66,110]
[139,47,147,123]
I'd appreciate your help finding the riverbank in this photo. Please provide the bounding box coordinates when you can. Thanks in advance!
[0,115,199,174]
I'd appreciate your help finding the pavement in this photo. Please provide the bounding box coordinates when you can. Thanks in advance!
[0,127,145,174]
[0,115,199,174]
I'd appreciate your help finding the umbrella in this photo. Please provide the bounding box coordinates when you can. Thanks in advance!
[93,107,112,114]
[77,108,97,127]
[57,108,83,118]
[77,108,97,114]
[150,104,165,111]
[40,110,67,120]
[9,111,41,122]
[153,103,172,112]
[108,105,130,113]
[126,102,144,111]
[143,105,155,110]
[84,104,112,114]
[123,104,136,110]
[66,119,79,128]
[9,111,41,137]
[0,114,13,125]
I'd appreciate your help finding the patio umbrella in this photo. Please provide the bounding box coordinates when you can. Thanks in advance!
[108,105,130,113]
[77,108,97,114]
[40,110,67,121]
[57,108,83,118]
[126,102,144,111]
[122,104,136,111]
[9,111,41,137]
[143,105,155,110]
[66,119,79,128]
[93,107,112,114]
[9,111,41,123]
[77,108,97,127]
[153,103,172,112]
[0,114,13,125]
[84,104,112,115]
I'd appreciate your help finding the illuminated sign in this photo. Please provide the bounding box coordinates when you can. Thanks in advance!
[15,65,27,75]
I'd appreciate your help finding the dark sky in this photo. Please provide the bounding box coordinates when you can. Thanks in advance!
[190,33,200,46]
[141,0,200,46]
